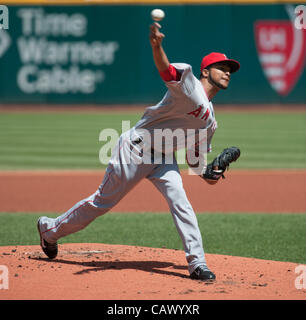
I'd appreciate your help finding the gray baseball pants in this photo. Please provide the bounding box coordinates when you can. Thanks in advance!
[39,129,209,274]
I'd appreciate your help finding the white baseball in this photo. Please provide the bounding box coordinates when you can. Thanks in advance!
[151,9,165,21]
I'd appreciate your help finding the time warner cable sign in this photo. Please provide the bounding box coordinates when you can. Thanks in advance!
[0,4,305,104]
[0,6,119,97]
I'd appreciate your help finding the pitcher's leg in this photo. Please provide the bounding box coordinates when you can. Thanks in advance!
[39,133,154,244]
[147,164,209,274]
[39,166,123,243]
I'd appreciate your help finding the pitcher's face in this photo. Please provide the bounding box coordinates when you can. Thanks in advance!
[208,63,232,90]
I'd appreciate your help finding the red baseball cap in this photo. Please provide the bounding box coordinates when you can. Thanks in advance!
[200,52,240,73]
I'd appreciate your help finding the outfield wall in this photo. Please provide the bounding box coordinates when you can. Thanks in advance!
[0,1,305,104]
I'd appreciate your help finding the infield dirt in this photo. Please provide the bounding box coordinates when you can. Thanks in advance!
[0,170,305,300]
[0,243,305,300]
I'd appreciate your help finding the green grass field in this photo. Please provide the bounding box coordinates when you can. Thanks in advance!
[0,111,305,169]
[0,110,305,264]
[0,212,305,264]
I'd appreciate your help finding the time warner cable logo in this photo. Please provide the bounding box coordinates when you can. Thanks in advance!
[295,5,306,29]
[0,5,9,29]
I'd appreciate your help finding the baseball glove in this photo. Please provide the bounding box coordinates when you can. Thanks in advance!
[202,146,240,184]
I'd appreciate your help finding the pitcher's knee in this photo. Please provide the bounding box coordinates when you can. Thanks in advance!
[167,188,192,209]
[92,192,120,213]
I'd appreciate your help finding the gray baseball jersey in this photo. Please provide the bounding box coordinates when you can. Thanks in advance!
[38,63,217,275]
[134,63,217,153]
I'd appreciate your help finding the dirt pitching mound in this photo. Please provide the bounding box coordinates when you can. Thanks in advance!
[0,243,304,300]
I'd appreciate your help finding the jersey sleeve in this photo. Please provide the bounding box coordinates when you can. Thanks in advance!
[186,125,215,175]
[164,63,196,97]
[159,64,181,82]
[206,120,218,153]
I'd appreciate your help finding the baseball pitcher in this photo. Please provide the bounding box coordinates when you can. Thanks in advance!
[37,22,241,282]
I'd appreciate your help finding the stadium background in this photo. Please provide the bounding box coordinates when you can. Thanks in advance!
[0,0,305,104]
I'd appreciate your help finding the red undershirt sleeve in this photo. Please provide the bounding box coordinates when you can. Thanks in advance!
[159,64,181,82]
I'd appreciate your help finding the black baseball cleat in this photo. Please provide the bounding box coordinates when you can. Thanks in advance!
[190,266,216,282]
[37,217,58,259]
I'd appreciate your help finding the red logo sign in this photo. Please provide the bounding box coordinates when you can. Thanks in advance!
[254,18,306,96]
